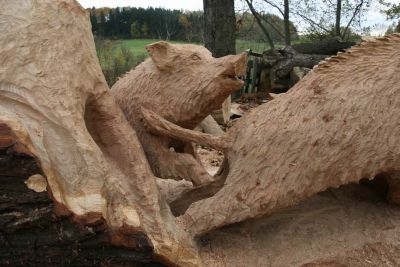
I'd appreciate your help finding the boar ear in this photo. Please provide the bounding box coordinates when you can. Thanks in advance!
[145,41,173,71]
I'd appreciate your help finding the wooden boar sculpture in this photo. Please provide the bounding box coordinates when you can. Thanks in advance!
[4,1,400,266]
[141,34,400,236]
[111,42,246,186]
[0,1,200,266]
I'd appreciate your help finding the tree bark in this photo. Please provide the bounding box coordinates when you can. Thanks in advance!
[336,0,342,37]
[266,46,329,78]
[203,0,236,57]
[284,0,291,46]
[203,0,237,127]
[0,152,163,267]
[261,38,356,83]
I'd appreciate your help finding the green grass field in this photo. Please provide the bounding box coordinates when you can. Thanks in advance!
[114,39,185,56]
[112,38,271,57]
[236,39,271,53]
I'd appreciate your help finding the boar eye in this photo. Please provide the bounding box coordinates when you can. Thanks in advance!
[191,54,201,61]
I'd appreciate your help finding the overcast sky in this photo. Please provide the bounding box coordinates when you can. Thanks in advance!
[77,0,400,35]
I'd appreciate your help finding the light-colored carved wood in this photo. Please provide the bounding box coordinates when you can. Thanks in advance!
[178,34,400,237]
[111,42,246,186]
[2,1,400,266]
[0,1,199,266]
[140,35,400,238]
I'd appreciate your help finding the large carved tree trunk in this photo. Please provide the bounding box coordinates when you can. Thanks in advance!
[0,1,198,266]
[3,1,400,266]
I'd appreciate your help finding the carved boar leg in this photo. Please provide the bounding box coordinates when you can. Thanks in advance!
[141,107,232,152]
[0,1,200,266]
[140,136,214,186]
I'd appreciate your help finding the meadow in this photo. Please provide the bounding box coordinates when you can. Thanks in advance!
[114,38,271,57]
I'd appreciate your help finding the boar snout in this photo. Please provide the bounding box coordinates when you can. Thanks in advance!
[218,53,247,90]
[233,52,247,77]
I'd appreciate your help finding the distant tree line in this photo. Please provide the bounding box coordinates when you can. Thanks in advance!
[88,6,298,44]
[89,7,204,42]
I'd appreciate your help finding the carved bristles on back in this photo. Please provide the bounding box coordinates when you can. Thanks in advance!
[314,34,400,73]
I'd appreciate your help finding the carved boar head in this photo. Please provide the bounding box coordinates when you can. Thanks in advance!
[113,41,247,129]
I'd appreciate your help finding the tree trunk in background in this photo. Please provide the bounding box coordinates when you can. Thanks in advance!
[203,0,236,122]
[335,0,342,37]
[284,0,291,46]
[203,0,236,57]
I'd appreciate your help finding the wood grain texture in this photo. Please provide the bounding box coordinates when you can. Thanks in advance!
[0,1,199,265]
[111,41,246,186]
[179,34,400,237]
[2,1,400,266]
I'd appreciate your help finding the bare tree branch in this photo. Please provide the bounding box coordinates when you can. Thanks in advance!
[262,0,284,16]
[342,0,365,39]
[245,0,275,48]
[293,10,331,33]
[140,107,233,152]
[259,11,285,38]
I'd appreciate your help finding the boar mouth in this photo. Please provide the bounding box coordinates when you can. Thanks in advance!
[219,64,245,82]
[219,53,247,87]
[219,71,245,88]
[221,73,241,81]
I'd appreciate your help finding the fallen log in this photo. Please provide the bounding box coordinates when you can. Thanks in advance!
[263,46,329,80]
[291,37,356,55]
[256,38,355,93]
